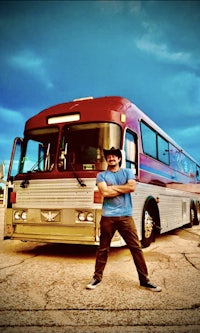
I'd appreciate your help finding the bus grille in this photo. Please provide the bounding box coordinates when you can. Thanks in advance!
[12,179,96,209]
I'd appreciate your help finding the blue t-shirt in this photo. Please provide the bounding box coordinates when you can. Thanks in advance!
[96,168,134,217]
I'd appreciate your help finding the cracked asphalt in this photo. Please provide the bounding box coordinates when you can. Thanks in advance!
[0,223,199,333]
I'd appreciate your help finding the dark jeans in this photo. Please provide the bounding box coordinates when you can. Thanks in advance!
[94,216,149,285]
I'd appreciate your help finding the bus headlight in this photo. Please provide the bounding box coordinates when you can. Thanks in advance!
[78,212,87,221]
[14,211,21,220]
[21,211,27,220]
[13,210,27,221]
[86,212,94,222]
[77,211,94,222]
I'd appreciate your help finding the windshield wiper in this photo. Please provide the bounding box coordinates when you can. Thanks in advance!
[69,162,86,187]
[63,143,86,187]
[20,156,45,188]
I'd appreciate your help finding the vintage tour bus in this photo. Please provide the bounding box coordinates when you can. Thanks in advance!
[2,96,200,247]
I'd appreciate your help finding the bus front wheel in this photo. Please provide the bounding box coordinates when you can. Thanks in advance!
[141,197,160,248]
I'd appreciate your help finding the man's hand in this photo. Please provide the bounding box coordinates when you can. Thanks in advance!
[111,179,136,194]
[97,179,136,198]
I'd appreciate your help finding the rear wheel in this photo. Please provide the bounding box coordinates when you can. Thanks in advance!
[186,201,198,228]
[141,196,160,248]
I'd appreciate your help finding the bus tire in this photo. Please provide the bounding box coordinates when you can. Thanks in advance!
[141,196,160,248]
[186,201,198,228]
[197,201,200,224]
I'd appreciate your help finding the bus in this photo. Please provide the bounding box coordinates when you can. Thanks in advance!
[2,96,200,248]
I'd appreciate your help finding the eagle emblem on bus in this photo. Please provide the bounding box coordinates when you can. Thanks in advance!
[41,211,59,222]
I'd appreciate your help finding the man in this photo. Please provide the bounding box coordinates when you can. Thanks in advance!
[86,147,161,292]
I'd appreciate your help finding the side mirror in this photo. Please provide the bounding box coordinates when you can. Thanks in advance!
[0,161,5,180]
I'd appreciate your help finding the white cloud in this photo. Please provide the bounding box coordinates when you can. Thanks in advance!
[136,37,191,63]
[178,125,199,139]
[8,49,54,89]
[161,71,200,115]
[168,125,200,161]
[134,5,196,67]
[128,1,142,15]
[10,50,43,70]
[96,0,124,14]
[96,0,143,16]
[0,107,25,124]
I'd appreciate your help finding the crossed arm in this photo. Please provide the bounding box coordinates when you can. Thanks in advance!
[97,179,136,198]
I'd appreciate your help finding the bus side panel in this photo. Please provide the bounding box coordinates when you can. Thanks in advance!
[132,183,194,240]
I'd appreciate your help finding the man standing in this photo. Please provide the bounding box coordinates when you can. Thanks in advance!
[86,147,161,292]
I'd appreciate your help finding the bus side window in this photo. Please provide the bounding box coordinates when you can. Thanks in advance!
[157,135,169,165]
[196,166,200,181]
[140,122,156,159]
[124,130,137,175]
[140,121,169,165]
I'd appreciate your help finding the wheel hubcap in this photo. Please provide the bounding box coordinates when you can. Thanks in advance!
[191,209,195,222]
[144,211,153,238]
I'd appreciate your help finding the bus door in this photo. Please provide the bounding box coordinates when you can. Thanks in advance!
[124,130,138,176]
[8,137,23,180]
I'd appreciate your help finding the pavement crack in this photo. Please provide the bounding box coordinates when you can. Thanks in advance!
[0,254,39,271]
[44,281,57,310]
[191,303,200,309]
[182,253,199,270]
[0,306,199,311]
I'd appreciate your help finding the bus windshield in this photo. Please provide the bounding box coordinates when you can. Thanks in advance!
[58,122,121,171]
[19,127,59,174]
[18,122,121,174]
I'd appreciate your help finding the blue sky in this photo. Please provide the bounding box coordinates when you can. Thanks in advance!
[0,0,200,176]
